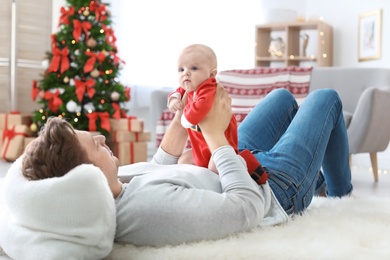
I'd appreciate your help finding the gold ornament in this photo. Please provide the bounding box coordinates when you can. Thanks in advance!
[30,123,38,132]
[86,38,97,48]
[83,10,90,16]
[63,76,69,83]
[90,69,100,78]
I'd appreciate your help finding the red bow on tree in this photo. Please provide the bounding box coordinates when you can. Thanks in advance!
[112,103,121,119]
[48,47,70,74]
[109,51,124,65]
[44,90,63,112]
[124,86,131,101]
[84,51,106,73]
[75,78,96,102]
[31,80,39,101]
[58,6,74,26]
[90,2,106,22]
[73,20,92,42]
[101,25,117,47]
[86,112,110,132]
[51,34,57,49]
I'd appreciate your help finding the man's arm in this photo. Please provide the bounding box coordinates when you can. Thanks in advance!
[160,92,189,157]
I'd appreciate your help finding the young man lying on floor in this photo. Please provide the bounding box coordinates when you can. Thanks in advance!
[0,84,352,259]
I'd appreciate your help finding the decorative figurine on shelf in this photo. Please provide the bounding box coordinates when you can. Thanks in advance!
[300,33,309,57]
[268,37,285,57]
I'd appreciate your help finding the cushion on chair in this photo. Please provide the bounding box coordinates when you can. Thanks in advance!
[343,111,353,128]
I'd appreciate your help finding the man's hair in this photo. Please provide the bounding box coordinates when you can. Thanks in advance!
[22,117,90,180]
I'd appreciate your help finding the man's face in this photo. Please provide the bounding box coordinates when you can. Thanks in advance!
[75,130,120,183]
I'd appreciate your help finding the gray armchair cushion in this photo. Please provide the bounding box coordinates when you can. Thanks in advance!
[343,111,353,128]
[347,86,390,154]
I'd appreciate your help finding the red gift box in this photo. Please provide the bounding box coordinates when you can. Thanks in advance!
[109,131,151,142]
[109,117,144,132]
[1,125,32,161]
[0,113,31,130]
[108,141,148,165]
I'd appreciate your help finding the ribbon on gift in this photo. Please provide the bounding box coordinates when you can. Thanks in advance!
[31,80,39,101]
[1,111,20,137]
[44,90,63,112]
[1,125,29,160]
[126,116,138,131]
[72,20,92,42]
[48,47,70,74]
[84,51,106,73]
[58,6,74,26]
[87,112,110,132]
[75,78,95,102]
[90,2,106,22]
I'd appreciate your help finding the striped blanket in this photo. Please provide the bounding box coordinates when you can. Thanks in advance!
[156,66,313,148]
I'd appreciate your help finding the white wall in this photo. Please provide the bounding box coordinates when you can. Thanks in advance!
[109,0,265,88]
[305,0,389,68]
[52,0,390,87]
[109,0,390,88]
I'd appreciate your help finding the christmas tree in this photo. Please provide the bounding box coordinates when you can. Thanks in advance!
[31,0,130,137]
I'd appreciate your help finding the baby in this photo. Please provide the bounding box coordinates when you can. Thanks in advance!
[167,44,267,184]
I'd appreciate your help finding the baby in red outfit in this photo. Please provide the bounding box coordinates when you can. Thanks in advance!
[167,44,267,184]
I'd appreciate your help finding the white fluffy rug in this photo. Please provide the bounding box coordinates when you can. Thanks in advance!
[1,178,390,260]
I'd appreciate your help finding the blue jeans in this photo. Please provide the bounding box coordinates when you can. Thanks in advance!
[238,88,353,214]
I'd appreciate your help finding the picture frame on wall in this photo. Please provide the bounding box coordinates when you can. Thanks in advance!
[358,9,382,62]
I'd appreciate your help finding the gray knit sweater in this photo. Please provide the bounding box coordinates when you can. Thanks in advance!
[115,146,288,246]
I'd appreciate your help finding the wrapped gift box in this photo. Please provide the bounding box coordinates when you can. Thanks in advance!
[109,131,151,143]
[109,117,144,132]
[108,141,148,165]
[1,125,32,161]
[24,137,37,149]
[0,113,31,130]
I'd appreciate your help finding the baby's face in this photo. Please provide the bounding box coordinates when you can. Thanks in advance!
[177,47,215,92]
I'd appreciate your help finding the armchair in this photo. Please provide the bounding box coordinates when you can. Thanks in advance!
[309,67,390,182]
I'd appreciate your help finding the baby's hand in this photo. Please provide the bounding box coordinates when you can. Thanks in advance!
[168,98,184,113]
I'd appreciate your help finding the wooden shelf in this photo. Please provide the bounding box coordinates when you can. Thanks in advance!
[255,20,333,67]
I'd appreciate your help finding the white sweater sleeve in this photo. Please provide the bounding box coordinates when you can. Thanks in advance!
[115,145,267,246]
